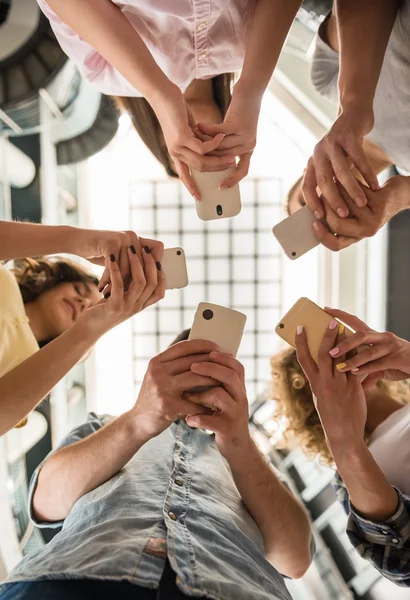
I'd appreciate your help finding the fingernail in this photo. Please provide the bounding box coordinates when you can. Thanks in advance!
[314,211,322,220]
[336,362,347,370]
[110,254,115,262]
[296,325,303,335]
[329,319,338,330]
[193,194,200,202]
[210,350,219,358]
[130,245,136,254]
[354,196,366,208]
[337,208,348,218]
[156,261,162,271]
[338,324,344,335]
[104,292,111,299]
[351,368,360,372]
[191,363,199,370]
[312,221,320,231]
[219,184,228,191]
[143,246,151,254]
[98,287,103,293]
[329,347,339,357]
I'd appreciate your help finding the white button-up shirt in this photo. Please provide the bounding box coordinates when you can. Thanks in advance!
[37,0,255,96]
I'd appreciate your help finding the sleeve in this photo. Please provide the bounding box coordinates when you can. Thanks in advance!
[37,0,142,96]
[28,412,112,528]
[0,266,23,316]
[333,472,410,587]
[310,13,340,104]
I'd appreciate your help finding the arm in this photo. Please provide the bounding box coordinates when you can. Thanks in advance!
[184,353,312,579]
[226,438,312,579]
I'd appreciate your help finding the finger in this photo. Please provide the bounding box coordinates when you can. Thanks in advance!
[362,371,384,390]
[177,148,236,172]
[324,308,373,334]
[118,246,132,290]
[185,413,219,431]
[190,361,243,401]
[98,266,111,293]
[184,133,225,156]
[205,145,244,158]
[108,255,124,303]
[135,247,159,306]
[142,264,166,310]
[329,148,368,209]
[295,326,318,380]
[208,352,245,381]
[158,339,220,362]
[184,387,233,414]
[328,330,381,359]
[344,139,380,191]
[334,345,391,373]
[139,237,164,264]
[102,283,112,299]
[314,155,349,218]
[174,159,201,200]
[193,127,215,143]
[166,353,221,376]
[302,160,323,218]
[125,245,147,302]
[318,319,340,372]
[169,397,214,420]
[350,356,398,376]
[219,154,251,188]
[312,220,356,251]
[175,371,220,391]
[197,121,231,137]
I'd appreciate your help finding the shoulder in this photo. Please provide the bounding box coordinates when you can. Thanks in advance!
[0,265,24,316]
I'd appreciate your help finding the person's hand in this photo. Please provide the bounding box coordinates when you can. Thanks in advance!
[303,107,379,220]
[130,339,222,439]
[324,308,410,387]
[312,177,410,251]
[183,352,251,460]
[79,244,165,336]
[195,81,260,188]
[295,320,367,457]
[153,87,236,199]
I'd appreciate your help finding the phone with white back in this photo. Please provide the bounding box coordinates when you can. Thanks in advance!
[272,205,320,260]
[189,302,247,356]
[162,248,188,290]
[275,297,365,365]
[191,168,241,221]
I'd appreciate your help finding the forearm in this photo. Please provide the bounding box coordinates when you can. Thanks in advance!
[336,0,400,110]
[238,0,302,96]
[0,318,102,435]
[226,437,311,578]
[33,412,150,521]
[332,441,399,522]
[46,0,175,106]
[0,221,75,261]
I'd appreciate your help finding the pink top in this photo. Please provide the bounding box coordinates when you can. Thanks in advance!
[38,0,255,96]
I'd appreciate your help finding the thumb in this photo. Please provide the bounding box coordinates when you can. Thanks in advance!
[185,414,216,431]
[362,371,383,390]
[197,121,229,136]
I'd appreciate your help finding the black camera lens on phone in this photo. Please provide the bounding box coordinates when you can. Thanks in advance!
[279,323,284,329]
[203,309,214,320]
[216,205,223,216]
[291,252,296,257]
[177,250,181,255]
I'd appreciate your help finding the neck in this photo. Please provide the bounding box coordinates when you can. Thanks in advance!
[365,388,404,435]
[24,301,50,343]
[183,78,223,124]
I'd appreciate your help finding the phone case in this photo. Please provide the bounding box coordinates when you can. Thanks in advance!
[275,297,359,364]
[191,168,241,221]
[272,205,320,260]
[189,302,247,356]
[162,247,189,290]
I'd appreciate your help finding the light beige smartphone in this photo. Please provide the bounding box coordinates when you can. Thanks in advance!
[162,247,188,290]
[191,168,241,221]
[189,302,247,356]
[275,297,362,364]
[272,205,320,260]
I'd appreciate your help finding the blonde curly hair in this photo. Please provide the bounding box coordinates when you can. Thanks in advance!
[270,347,410,466]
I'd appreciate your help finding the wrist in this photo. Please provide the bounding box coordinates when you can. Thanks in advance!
[220,431,253,464]
[330,438,369,471]
[147,81,181,116]
[233,78,264,107]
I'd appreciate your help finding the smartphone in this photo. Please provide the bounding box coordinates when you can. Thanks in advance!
[191,168,241,221]
[162,248,188,290]
[275,297,362,364]
[189,302,247,356]
[272,205,320,260]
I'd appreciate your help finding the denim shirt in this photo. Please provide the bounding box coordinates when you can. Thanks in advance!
[3,413,292,600]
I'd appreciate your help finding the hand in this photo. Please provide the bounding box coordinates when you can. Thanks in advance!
[295,320,367,456]
[98,236,164,296]
[303,107,379,219]
[79,245,165,337]
[130,340,222,439]
[183,352,251,459]
[153,87,236,199]
[324,308,410,387]
[312,177,410,251]
[195,81,260,188]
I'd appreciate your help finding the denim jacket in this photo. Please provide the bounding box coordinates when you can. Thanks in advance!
[3,413,293,600]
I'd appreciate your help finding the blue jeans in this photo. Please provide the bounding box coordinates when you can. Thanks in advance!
[0,559,209,600]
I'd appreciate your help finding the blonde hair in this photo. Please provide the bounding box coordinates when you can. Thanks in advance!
[270,347,409,466]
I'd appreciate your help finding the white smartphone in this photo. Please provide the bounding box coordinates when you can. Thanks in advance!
[162,247,189,290]
[191,168,241,221]
[272,205,320,260]
[189,302,247,356]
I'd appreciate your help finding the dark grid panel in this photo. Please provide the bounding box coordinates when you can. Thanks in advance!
[130,177,284,400]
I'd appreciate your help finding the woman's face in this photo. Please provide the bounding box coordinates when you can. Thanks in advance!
[35,281,100,340]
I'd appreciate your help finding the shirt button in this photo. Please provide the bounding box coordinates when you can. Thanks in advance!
[168,511,177,521]
[392,538,399,544]
[198,52,207,62]
[175,478,183,487]
[197,22,207,31]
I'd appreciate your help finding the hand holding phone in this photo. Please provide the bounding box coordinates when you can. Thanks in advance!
[191,168,241,221]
